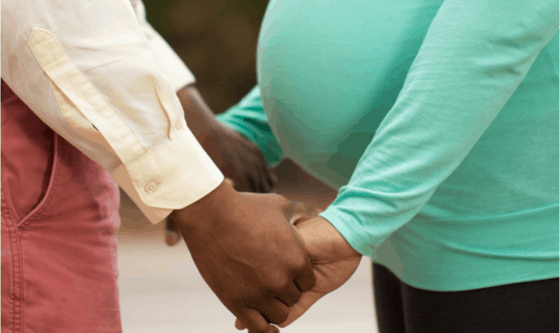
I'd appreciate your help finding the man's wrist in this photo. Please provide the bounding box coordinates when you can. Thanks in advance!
[177,84,222,138]
[170,179,238,232]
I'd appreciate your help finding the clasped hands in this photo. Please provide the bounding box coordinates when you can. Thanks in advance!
[168,181,362,333]
[170,93,362,332]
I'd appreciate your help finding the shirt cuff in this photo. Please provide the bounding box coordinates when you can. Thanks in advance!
[319,206,379,258]
[113,128,224,224]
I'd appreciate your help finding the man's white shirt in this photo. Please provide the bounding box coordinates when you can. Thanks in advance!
[2,0,224,223]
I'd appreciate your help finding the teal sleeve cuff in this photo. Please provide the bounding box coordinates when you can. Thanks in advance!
[320,206,380,259]
[216,86,285,167]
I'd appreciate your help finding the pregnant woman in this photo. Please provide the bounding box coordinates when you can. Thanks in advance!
[219,0,559,332]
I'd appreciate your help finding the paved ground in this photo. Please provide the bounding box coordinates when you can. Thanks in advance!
[117,232,377,333]
[117,161,379,332]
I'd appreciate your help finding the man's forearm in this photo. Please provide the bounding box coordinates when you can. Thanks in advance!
[177,84,221,139]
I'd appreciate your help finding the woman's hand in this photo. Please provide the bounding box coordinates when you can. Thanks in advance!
[235,216,362,331]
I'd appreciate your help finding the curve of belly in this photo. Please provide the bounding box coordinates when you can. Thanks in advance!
[257,0,444,187]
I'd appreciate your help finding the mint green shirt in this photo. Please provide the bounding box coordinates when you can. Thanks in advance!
[218,0,559,291]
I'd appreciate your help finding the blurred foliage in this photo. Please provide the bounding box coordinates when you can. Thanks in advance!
[143,0,269,114]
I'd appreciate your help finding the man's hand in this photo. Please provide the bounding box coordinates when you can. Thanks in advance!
[235,216,362,330]
[169,181,316,333]
[198,123,277,193]
[178,85,276,193]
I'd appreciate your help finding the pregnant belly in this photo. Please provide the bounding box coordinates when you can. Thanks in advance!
[257,0,443,188]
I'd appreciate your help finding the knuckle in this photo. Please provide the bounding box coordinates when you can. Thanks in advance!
[245,292,264,305]
[277,309,290,324]
[278,292,299,308]
[265,282,282,295]
[268,276,291,292]
[267,309,289,325]
[285,297,298,307]
[231,291,257,306]
[293,254,309,272]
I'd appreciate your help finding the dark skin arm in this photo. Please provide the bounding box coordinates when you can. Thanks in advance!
[169,181,316,333]
[177,84,276,193]
[161,85,315,333]
[165,84,277,245]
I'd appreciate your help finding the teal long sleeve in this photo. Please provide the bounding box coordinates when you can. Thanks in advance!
[320,0,558,256]
[256,0,558,290]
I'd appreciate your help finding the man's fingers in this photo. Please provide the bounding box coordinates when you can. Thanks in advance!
[235,292,324,330]
[236,308,279,333]
[259,299,290,325]
[247,177,259,192]
[269,169,278,187]
[257,169,270,193]
[278,291,324,328]
[234,285,301,331]
[276,283,302,307]
[235,318,246,330]
[263,169,275,192]
[264,167,277,190]
[254,147,276,191]
[294,264,316,293]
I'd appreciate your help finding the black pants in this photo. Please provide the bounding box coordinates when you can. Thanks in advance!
[373,264,559,333]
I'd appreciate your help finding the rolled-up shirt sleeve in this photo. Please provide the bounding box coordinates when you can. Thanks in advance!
[1,0,224,224]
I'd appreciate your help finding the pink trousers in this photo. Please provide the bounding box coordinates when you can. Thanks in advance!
[1,81,122,332]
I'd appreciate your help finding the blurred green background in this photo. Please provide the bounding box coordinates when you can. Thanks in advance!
[144,0,269,113]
